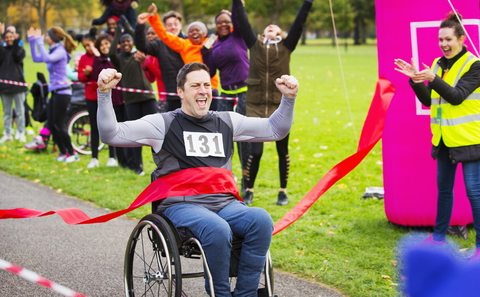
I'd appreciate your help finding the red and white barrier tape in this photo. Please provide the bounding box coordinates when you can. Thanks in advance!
[0,79,235,100]
[0,79,31,87]
[0,258,88,297]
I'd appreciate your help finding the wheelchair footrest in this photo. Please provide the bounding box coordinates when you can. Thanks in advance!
[230,288,272,297]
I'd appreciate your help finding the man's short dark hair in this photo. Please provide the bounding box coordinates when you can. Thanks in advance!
[177,62,210,90]
[163,11,182,24]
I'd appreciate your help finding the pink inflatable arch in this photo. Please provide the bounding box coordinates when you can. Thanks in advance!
[377,0,480,226]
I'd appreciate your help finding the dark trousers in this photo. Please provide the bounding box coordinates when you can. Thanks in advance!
[246,133,290,189]
[434,144,480,247]
[113,104,135,168]
[47,93,73,155]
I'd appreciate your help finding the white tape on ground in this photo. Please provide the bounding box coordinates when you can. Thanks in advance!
[0,258,88,297]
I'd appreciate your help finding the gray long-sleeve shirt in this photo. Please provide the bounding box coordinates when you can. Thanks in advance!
[97,90,296,211]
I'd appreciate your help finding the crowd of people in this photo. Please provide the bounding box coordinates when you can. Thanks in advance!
[0,1,308,295]
[2,1,480,295]
[0,0,313,197]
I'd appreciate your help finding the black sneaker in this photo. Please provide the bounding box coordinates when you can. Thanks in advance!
[134,168,145,176]
[243,190,253,205]
[277,191,288,205]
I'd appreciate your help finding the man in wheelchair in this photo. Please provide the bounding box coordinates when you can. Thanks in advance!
[96,63,298,297]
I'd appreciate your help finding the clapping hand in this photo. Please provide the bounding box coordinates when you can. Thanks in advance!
[394,58,435,83]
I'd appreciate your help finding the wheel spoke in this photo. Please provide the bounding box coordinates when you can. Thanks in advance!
[125,217,182,297]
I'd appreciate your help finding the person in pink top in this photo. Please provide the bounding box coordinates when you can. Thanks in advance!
[76,28,109,168]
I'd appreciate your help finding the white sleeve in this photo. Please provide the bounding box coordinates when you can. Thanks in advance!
[97,90,166,152]
[230,94,295,142]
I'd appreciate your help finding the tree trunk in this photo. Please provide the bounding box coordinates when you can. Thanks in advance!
[354,16,361,45]
[20,3,29,42]
[301,27,306,45]
[170,0,184,24]
[42,2,48,32]
[270,0,282,25]
[361,18,367,43]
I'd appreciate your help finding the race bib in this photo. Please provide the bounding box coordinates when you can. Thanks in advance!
[183,131,226,157]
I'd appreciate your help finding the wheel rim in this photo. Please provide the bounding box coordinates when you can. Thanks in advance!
[67,110,105,155]
[125,220,181,297]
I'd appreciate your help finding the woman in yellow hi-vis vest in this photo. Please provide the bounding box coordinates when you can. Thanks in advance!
[395,12,480,262]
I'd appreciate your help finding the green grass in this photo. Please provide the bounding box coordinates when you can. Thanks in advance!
[1,42,476,297]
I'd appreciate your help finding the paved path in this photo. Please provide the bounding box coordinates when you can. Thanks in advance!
[0,171,344,297]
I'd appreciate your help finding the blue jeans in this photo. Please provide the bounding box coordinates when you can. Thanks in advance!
[163,201,273,297]
[1,92,25,135]
[434,145,480,248]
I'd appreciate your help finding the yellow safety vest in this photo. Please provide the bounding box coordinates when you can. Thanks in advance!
[430,51,480,147]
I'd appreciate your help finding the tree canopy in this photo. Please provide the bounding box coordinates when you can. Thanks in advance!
[2,0,375,43]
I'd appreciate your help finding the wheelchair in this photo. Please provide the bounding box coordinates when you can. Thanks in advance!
[124,199,275,297]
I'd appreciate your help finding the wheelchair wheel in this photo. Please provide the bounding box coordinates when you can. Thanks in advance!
[124,214,182,297]
[262,250,274,296]
[67,110,105,155]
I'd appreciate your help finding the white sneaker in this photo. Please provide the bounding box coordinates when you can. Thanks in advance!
[24,135,46,149]
[87,158,99,168]
[0,134,13,143]
[15,130,20,140]
[55,154,68,162]
[18,132,26,143]
[106,158,118,167]
[65,152,80,163]
[25,127,35,135]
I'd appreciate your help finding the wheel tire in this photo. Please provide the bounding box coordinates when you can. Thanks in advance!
[67,110,105,155]
[124,214,182,297]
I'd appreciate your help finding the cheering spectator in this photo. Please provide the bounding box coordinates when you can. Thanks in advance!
[135,10,186,111]
[0,23,28,143]
[136,27,168,111]
[395,12,480,260]
[109,22,156,175]
[92,0,138,29]
[27,26,79,162]
[91,33,133,170]
[77,28,109,168]
[142,4,220,99]
[201,5,251,192]
[234,0,313,205]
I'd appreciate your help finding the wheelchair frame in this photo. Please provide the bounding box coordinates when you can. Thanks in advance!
[123,201,274,297]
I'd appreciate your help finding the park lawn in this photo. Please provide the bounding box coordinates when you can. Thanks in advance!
[1,42,476,296]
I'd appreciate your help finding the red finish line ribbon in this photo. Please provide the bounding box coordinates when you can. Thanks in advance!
[0,167,240,225]
[0,78,393,234]
[272,77,395,235]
